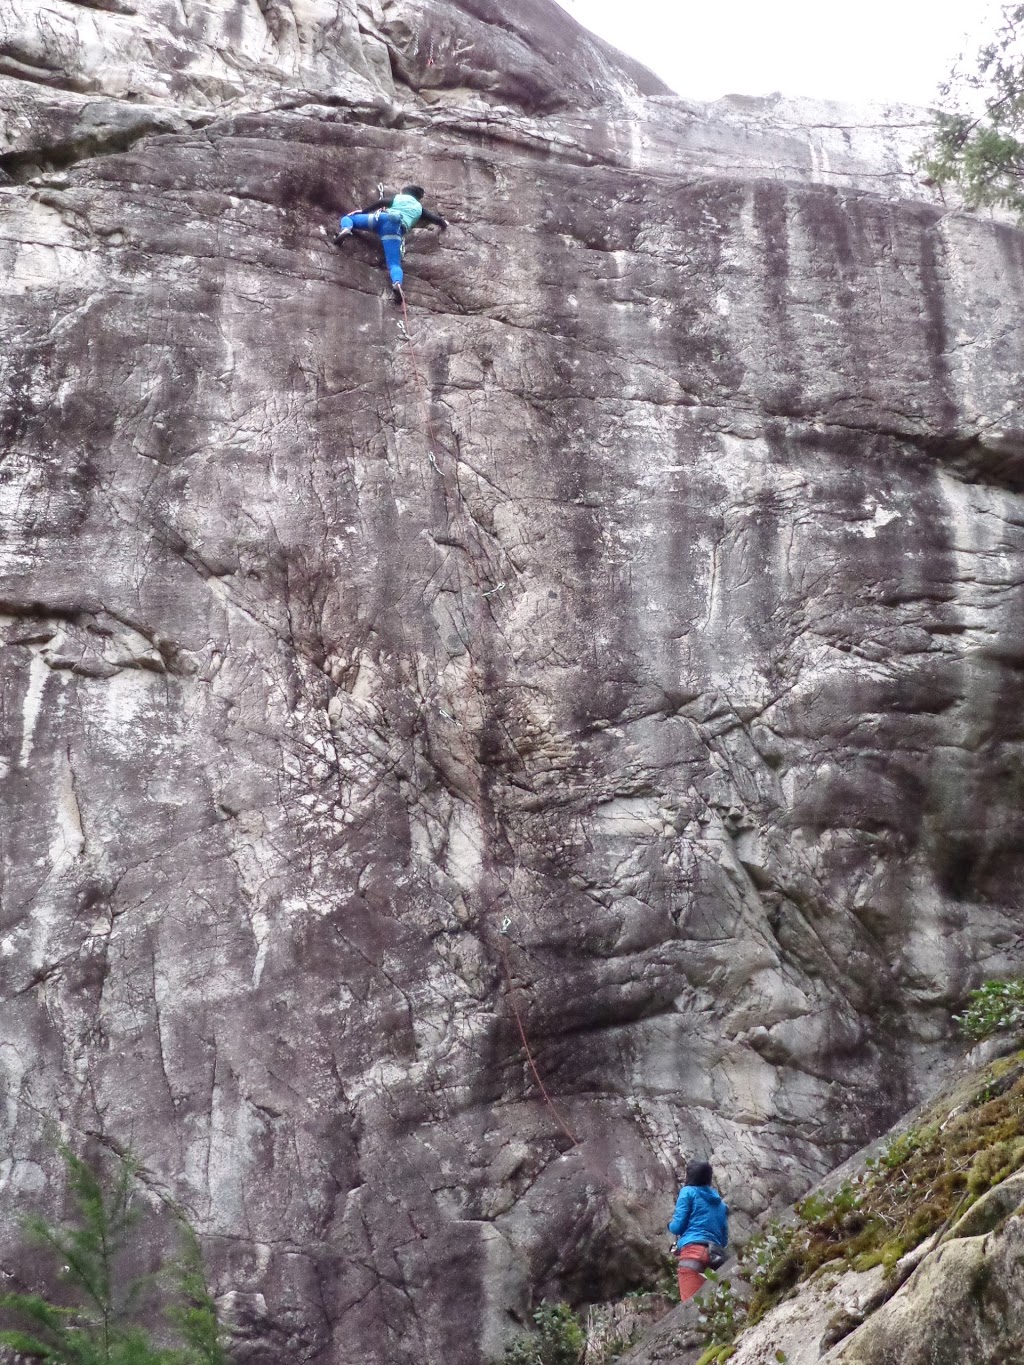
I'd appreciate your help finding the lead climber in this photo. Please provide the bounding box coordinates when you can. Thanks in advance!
[333,184,448,303]
[668,1160,730,1302]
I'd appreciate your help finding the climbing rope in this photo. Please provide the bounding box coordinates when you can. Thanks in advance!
[398,292,442,472]
[394,286,578,1149]
[497,927,579,1147]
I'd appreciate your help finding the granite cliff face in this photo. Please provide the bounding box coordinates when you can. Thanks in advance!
[2,3,1024,1362]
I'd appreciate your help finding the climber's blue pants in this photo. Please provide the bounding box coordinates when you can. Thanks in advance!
[339,211,407,286]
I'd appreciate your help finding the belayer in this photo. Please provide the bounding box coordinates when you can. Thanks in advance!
[334,185,448,303]
[668,1159,730,1302]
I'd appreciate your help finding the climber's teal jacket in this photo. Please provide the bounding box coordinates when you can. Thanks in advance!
[668,1185,729,1249]
[356,192,446,232]
[389,192,424,231]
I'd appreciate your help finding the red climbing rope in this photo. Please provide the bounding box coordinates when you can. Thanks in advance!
[396,287,578,1150]
[497,932,579,1147]
[399,291,443,471]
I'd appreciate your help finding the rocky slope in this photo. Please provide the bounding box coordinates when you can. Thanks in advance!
[2,3,1024,1363]
[619,1043,1024,1365]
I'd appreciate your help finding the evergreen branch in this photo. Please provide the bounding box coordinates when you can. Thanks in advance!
[919,1,1024,219]
[165,1227,230,1365]
[0,1290,74,1334]
[0,1326,61,1358]
[0,1145,232,1365]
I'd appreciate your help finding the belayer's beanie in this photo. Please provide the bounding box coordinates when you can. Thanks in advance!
[401,185,426,199]
[685,1160,714,1187]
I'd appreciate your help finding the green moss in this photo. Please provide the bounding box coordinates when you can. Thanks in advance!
[967,1139,1024,1194]
[739,1051,1024,1328]
[695,1347,736,1365]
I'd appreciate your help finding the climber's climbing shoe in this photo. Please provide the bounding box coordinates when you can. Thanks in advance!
[391,281,405,306]
[333,227,352,245]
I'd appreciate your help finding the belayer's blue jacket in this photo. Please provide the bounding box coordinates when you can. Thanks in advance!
[668,1185,729,1249]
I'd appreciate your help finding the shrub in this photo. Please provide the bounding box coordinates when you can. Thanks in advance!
[877,1128,929,1171]
[503,1302,585,1365]
[741,1220,795,1295]
[956,979,1024,1041]
[795,1181,862,1224]
[694,1273,742,1345]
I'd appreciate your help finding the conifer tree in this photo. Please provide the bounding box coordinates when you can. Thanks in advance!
[921,4,1024,217]
[0,1145,230,1365]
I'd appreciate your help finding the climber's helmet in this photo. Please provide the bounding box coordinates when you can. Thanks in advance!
[401,185,426,200]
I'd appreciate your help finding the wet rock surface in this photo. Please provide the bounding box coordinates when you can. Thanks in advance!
[2,2,1024,1362]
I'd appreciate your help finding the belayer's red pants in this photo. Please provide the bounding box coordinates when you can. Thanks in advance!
[676,1243,710,1302]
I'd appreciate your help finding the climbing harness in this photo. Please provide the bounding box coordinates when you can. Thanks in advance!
[676,1256,708,1274]
[677,1245,727,1272]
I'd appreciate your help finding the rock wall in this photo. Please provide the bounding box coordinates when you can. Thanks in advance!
[2,3,1024,1362]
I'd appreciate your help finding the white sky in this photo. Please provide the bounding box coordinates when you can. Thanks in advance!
[554,0,1002,107]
